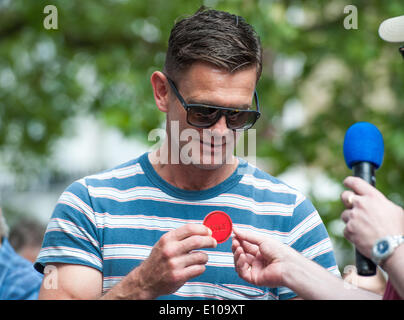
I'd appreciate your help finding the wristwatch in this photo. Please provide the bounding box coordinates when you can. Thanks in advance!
[372,235,404,265]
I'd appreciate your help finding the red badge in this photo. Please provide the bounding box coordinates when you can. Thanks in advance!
[203,211,233,244]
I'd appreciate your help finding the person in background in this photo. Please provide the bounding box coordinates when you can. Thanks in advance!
[0,208,43,300]
[342,264,386,296]
[9,218,46,264]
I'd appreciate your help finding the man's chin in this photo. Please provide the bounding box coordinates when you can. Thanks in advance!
[191,162,224,171]
[190,153,236,170]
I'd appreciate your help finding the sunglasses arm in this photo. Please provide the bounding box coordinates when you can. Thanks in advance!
[165,76,189,111]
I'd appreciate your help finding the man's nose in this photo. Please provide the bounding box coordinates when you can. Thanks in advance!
[210,115,229,135]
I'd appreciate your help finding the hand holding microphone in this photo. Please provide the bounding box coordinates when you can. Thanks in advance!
[342,122,384,275]
[341,176,404,264]
[341,122,404,274]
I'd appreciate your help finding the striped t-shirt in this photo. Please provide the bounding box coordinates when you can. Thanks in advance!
[35,152,340,300]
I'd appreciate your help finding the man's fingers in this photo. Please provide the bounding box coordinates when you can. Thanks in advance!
[178,235,217,254]
[239,239,260,257]
[178,264,207,282]
[233,228,265,247]
[233,247,251,278]
[231,237,240,252]
[341,209,352,224]
[343,176,380,197]
[341,190,356,208]
[233,240,254,270]
[234,246,247,269]
[157,224,216,261]
[174,251,210,268]
[172,224,212,241]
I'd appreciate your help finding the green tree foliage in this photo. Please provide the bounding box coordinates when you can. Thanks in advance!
[1,0,404,267]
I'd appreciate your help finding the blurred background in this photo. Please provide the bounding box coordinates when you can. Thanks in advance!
[1,0,403,272]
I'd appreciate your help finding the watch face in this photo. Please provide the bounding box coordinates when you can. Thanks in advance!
[377,240,390,254]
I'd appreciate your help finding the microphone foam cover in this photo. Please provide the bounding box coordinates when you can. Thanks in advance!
[343,122,384,169]
[378,15,404,43]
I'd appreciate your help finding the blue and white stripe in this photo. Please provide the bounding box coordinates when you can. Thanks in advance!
[35,153,340,300]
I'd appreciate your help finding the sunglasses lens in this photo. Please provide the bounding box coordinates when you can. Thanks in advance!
[187,105,258,130]
[226,110,257,130]
[187,106,221,127]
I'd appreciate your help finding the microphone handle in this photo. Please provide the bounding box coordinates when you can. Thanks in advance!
[352,162,377,276]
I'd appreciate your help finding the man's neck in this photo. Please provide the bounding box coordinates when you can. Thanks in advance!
[148,148,239,191]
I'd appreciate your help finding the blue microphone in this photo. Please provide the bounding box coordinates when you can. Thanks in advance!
[343,122,384,276]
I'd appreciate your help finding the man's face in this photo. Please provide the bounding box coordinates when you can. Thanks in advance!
[166,62,257,170]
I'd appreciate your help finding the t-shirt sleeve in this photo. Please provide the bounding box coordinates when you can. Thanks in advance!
[34,179,102,274]
[278,193,340,300]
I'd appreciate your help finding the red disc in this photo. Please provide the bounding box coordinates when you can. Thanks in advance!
[203,211,233,244]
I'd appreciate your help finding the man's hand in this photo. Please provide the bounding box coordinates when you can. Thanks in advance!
[231,228,296,288]
[39,224,217,300]
[341,176,404,258]
[133,223,217,299]
[231,227,382,300]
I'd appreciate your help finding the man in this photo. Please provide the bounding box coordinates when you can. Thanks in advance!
[9,218,46,263]
[232,14,404,300]
[0,209,43,299]
[35,7,339,300]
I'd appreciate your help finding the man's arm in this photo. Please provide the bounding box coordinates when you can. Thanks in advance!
[38,262,161,300]
[382,244,404,298]
[232,228,381,300]
[39,263,103,299]
[281,248,381,300]
[39,224,217,300]
[39,263,161,300]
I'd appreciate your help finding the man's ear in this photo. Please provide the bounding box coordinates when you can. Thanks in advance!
[150,71,170,113]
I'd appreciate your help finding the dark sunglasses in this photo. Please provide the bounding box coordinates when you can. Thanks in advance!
[165,75,261,131]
